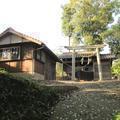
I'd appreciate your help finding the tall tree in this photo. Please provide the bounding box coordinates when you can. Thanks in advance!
[104,20,120,57]
[62,4,75,46]
[62,0,120,45]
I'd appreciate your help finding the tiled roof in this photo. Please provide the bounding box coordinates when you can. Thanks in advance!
[100,54,116,60]
[0,27,43,45]
[59,52,116,60]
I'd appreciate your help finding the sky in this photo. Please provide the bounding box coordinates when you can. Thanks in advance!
[0,0,119,54]
[0,0,69,51]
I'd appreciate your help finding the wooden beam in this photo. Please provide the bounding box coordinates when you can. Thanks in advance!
[65,44,106,50]
[61,63,64,80]
[96,48,103,81]
[77,51,96,55]
[68,36,71,52]
[63,59,90,64]
[32,50,35,75]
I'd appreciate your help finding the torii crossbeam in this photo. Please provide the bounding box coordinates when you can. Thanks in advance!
[64,44,106,81]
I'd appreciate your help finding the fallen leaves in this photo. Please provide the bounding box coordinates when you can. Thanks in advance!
[51,80,120,120]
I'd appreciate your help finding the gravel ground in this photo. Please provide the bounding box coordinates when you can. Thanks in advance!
[50,80,120,120]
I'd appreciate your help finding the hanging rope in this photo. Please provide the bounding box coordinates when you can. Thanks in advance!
[77,51,96,58]
[81,56,91,65]
[87,57,92,65]
[81,57,84,65]
[75,56,92,72]
[81,57,93,72]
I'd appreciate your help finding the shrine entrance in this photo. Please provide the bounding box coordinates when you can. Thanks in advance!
[75,58,94,81]
[61,44,105,81]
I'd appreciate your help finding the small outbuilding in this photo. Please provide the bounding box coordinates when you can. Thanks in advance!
[59,52,115,81]
[0,27,61,80]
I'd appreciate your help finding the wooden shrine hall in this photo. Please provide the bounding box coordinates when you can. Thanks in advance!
[59,45,115,81]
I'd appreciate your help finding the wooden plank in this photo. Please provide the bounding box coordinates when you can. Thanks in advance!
[65,44,106,50]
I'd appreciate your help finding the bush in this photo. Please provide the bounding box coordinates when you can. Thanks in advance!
[113,113,120,120]
[112,59,120,80]
[0,68,8,74]
[0,74,78,120]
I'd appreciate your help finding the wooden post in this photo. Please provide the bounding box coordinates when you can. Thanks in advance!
[61,62,64,80]
[72,49,75,80]
[68,36,71,52]
[96,48,103,81]
[32,50,35,75]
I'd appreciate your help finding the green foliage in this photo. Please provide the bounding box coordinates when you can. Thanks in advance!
[62,0,120,45]
[113,113,120,120]
[103,21,120,57]
[56,63,63,77]
[62,4,75,38]
[0,68,8,74]
[112,59,120,77]
[0,73,78,120]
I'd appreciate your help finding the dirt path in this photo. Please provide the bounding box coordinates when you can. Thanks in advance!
[50,80,120,120]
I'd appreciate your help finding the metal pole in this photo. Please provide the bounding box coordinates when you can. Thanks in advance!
[96,48,103,81]
[72,49,75,80]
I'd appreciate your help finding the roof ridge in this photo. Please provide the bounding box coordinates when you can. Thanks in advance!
[0,27,44,45]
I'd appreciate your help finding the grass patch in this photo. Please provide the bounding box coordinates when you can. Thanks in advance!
[0,73,78,120]
[113,113,120,120]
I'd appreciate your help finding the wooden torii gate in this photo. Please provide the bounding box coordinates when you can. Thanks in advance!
[65,44,106,81]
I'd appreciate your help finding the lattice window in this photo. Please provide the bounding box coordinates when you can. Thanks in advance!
[0,47,20,61]
[36,50,45,63]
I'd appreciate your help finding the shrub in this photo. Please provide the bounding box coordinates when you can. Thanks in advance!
[0,68,8,74]
[112,59,120,80]
[113,113,120,120]
[0,74,78,120]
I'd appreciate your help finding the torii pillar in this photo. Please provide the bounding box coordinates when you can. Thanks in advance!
[72,49,75,80]
[96,48,103,81]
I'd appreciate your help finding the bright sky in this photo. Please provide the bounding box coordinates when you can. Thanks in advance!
[0,0,69,51]
[0,0,119,54]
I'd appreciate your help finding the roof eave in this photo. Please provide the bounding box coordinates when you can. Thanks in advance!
[44,46,62,63]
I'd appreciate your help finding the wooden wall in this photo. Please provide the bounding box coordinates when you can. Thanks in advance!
[0,60,32,73]
[0,41,34,73]
[0,34,29,45]
[44,54,56,80]
[34,60,44,75]
[21,43,33,59]
[93,60,112,80]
